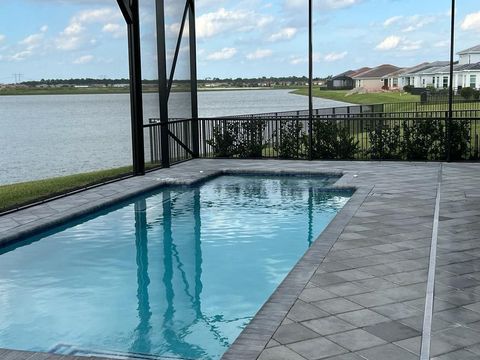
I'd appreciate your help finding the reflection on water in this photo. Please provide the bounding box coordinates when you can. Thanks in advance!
[0,175,351,359]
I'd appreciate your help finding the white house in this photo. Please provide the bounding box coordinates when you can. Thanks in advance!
[458,45,480,65]
[382,44,480,91]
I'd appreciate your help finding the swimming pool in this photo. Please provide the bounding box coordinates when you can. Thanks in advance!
[0,175,352,360]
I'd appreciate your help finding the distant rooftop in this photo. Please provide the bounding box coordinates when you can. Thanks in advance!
[352,64,400,79]
[458,44,480,55]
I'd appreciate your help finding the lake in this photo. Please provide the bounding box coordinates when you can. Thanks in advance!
[0,90,351,185]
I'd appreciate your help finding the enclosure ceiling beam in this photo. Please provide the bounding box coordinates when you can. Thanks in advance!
[167,1,190,100]
[117,0,133,24]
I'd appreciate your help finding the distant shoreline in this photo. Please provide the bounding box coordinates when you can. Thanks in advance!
[0,86,304,96]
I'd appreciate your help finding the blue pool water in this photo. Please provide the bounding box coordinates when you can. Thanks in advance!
[0,175,352,360]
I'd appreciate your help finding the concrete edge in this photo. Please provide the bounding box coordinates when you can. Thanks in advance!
[221,185,372,360]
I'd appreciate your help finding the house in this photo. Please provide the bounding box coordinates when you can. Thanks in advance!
[458,45,480,65]
[413,62,480,90]
[327,67,370,90]
[352,64,400,91]
[383,62,449,89]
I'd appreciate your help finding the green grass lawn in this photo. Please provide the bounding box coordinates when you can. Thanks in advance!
[0,166,135,213]
[293,88,420,104]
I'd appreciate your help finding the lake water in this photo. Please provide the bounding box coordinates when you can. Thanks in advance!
[0,90,350,185]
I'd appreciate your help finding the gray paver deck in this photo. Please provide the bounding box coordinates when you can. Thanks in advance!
[0,160,479,360]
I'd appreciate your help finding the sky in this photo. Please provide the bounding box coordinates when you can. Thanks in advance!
[0,0,479,82]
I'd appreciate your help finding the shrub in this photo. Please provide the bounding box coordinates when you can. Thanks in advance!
[473,89,480,100]
[367,123,401,159]
[401,120,445,160]
[237,120,267,158]
[337,126,360,159]
[448,120,471,160]
[273,119,304,159]
[461,87,475,100]
[403,85,413,93]
[206,121,239,157]
[309,120,359,160]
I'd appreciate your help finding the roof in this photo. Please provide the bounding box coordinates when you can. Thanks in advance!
[412,61,480,75]
[332,67,371,79]
[332,70,355,79]
[458,44,480,55]
[352,64,401,79]
[351,67,371,77]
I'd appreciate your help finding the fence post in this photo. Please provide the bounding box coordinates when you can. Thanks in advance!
[445,111,451,161]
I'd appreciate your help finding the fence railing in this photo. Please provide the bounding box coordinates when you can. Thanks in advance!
[144,106,480,166]
[198,114,480,161]
[144,118,194,167]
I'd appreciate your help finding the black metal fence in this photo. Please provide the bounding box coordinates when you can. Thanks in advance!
[145,118,194,166]
[144,105,480,165]
[197,113,480,161]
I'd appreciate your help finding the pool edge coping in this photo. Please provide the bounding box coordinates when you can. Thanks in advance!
[221,182,372,360]
[0,165,364,360]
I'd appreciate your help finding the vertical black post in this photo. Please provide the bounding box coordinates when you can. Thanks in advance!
[447,0,455,162]
[189,0,199,158]
[156,0,170,168]
[126,0,145,175]
[308,0,313,160]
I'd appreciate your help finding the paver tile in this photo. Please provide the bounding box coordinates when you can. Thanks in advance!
[257,345,306,360]
[356,343,418,360]
[312,298,363,314]
[272,323,318,345]
[287,338,348,360]
[288,300,330,322]
[326,329,387,352]
[302,316,356,336]
[337,309,389,327]
[363,320,420,342]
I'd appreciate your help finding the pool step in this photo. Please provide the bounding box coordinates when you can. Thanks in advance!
[48,344,194,360]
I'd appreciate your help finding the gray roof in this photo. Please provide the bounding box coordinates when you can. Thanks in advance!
[412,62,480,75]
[458,44,480,55]
[352,64,400,79]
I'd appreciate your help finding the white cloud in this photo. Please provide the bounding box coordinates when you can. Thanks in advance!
[401,40,422,51]
[196,8,273,39]
[20,33,44,50]
[0,34,5,43]
[324,51,348,62]
[8,50,32,62]
[269,27,297,42]
[375,35,401,50]
[102,23,125,38]
[246,49,273,60]
[289,55,306,65]
[384,16,403,27]
[206,47,237,60]
[73,55,94,64]
[375,35,423,52]
[461,12,480,31]
[40,25,48,33]
[285,0,361,11]
[401,15,436,32]
[56,7,121,51]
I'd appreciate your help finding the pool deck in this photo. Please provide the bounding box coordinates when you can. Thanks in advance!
[1,160,480,360]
